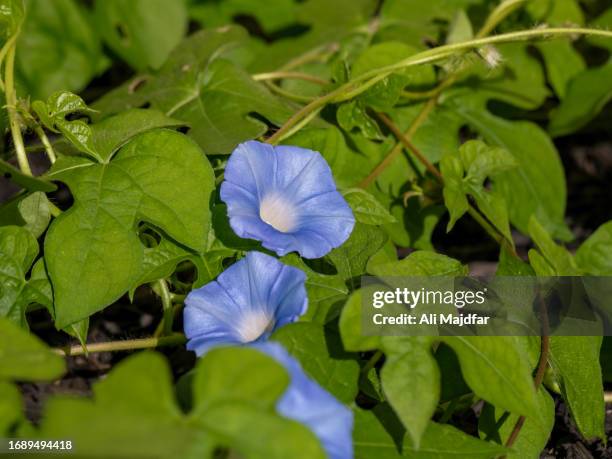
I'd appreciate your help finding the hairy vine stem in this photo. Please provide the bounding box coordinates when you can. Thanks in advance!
[53,333,186,357]
[267,27,612,144]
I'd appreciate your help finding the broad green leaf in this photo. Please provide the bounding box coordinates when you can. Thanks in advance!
[93,28,292,155]
[93,0,187,70]
[441,336,539,417]
[273,322,359,403]
[282,254,348,323]
[353,407,403,459]
[327,223,387,288]
[90,109,186,162]
[39,349,325,458]
[369,250,467,277]
[188,0,296,33]
[340,289,381,352]
[343,188,396,225]
[0,192,51,238]
[0,382,22,435]
[192,347,289,412]
[381,337,440,447]
[45,130,215,327]
[16,0,105,100]
[549,336,605,440]
[0,317,65,381]
[527,217,579,275]
[549,59,612,137]
[575,221,612,275]
[378,0,482,47]
[479,389,555,459]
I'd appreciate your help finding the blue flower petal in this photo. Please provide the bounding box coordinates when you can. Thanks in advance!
[183,252,307,356]
[255,342,354,459]
[221,141,355,258]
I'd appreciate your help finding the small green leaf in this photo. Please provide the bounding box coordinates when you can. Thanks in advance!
[549,336,605,440]
[0,192,51,238]
[441,336,539,417]
[0,226,39,326]
[343,188,396,225]
[575,221,612,275]
[45,130,215,327]
[441,140,516,237]
[337,100,383,140]
[527,217,579,275]
[0,317,65,381]
[273,322,359,403]
[339,288,381,352]
[93,0,188,70]
[381,337,440,447]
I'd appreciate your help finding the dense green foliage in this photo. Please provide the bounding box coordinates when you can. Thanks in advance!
[0,0,611,457]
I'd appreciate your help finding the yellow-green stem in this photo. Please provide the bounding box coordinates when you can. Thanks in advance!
[54,333,186,357]
[268,27,612,143]
[5,41,32,176]
[34,125,57,164]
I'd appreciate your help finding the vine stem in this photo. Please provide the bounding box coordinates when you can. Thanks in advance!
[53,333,186,357]
[154,278,174,337]
[503,294,550,454]
[4,39,32,176]
[252,71,328,85]
[266,27,612,144]
[33,125,57,164]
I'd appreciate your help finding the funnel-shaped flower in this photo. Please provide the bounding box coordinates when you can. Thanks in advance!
[256,342,354,459]
[220,141,355,259]
[183,251,307,356]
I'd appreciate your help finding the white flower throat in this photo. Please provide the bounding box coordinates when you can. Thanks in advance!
[259,193,297,233]
[237,310,275,342]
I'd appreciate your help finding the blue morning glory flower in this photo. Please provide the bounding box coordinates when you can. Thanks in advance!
[183,251,307,356]
[220,141,355,259]
[256,341,354,459]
